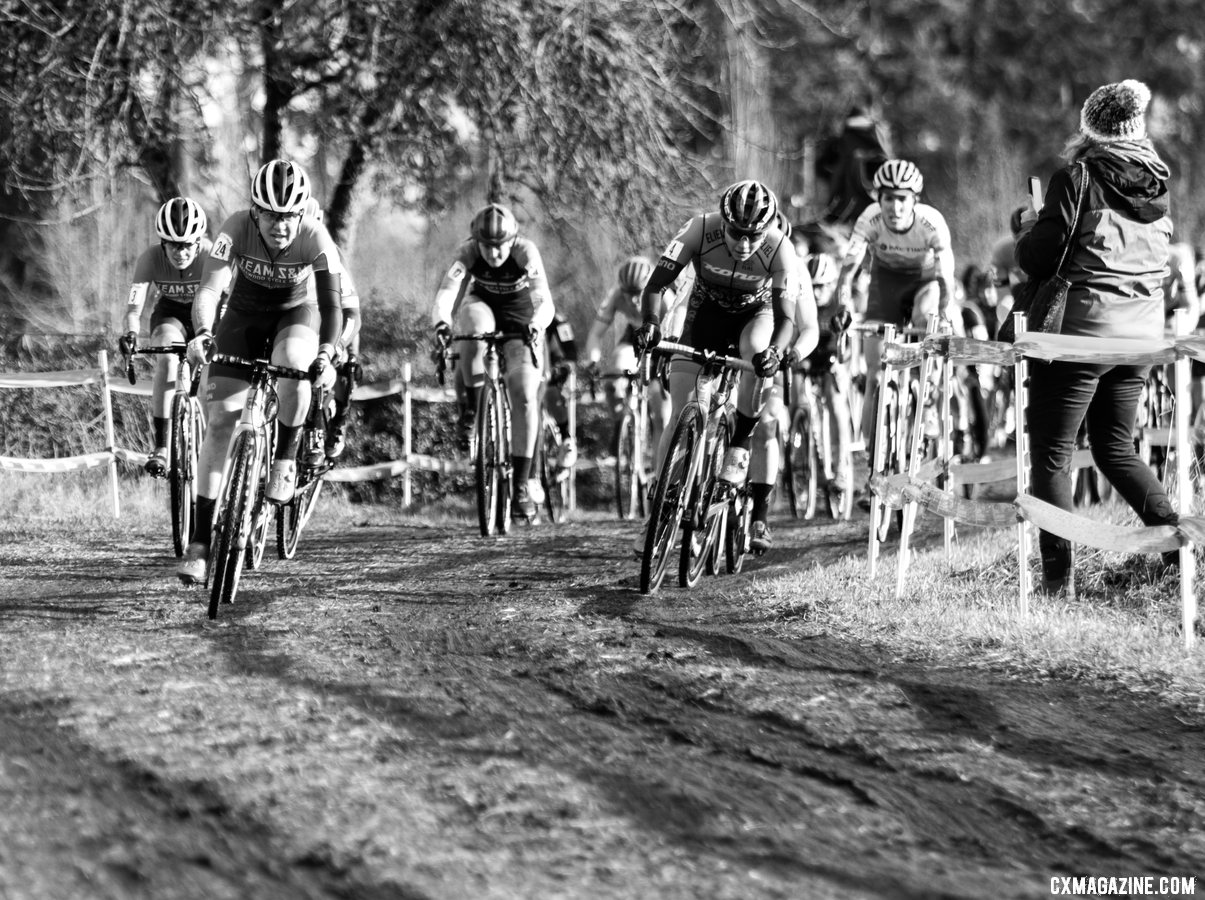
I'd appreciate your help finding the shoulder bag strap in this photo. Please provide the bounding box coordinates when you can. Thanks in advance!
[1052,161,1089,276]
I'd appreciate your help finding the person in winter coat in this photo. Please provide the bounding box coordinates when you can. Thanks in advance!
[1015,78,1178,596]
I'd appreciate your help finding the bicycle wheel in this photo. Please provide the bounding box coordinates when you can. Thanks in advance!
[724,488,752,574]
[169,393,198,557]
[680,419,728,588]
[476,382,502,536]
[640,411,700,594]
[787,406,819,520]
[614,409,641,520]
[209,432,260,619]
[247,458,272,570]
[540,419,568,524]
[871,381,900,543]
[822,404,854,520]
[495,389,513,533]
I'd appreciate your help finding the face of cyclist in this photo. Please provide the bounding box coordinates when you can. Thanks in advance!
[477,239,514,268]
[879,189,918,232]
[161,240,201,270]
[723,223,767,262]
[253,207,303,251]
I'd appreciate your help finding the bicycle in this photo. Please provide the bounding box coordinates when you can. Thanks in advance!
[437,331,538,535]
[277,381,333,559]
[124,343,205,557]
[850,321,926,543]
[205,352,309,620]
[639,340,752,594]
[782,336,855,521]
[538,409,569,524]
[589,356,656,520]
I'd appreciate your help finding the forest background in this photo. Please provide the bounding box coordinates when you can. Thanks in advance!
[2,0,1204,375]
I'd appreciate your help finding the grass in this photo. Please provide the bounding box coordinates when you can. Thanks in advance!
[6,470,1205,717]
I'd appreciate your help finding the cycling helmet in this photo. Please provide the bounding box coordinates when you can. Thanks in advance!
[472,203,518,245]
[304,196,324,223]
[155,197,207,243]
[250,159,311,214]
[872,159,924,195]
[775,211,793,240]
[719,180,778,234]
[807,254,839,287]
[617,255,653,292]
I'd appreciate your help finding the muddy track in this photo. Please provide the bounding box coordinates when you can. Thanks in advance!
[1,511,1202,899]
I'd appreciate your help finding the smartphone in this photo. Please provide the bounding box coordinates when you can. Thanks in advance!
[1027,176,1042,212]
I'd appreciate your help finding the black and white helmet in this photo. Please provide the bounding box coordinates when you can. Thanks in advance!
[872,159,924,195]
[155,197,207,243]
[472,203,518,245]
[251,159,311,214]
[720,180,779,234]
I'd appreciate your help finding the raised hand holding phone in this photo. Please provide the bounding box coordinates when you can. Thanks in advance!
[1027,176,1042,212]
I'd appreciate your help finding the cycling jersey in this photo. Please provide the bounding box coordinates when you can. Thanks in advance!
[124,238,213,334]
[661,212,794,312]
[845,201,953,278]
[433,237,554,332]
[194,210,343,351]
[207,210,343,313]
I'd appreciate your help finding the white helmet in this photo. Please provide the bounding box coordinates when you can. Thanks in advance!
[155,197,207,243]
[872,159,924,195]
[250,159,311,214]
[807,254,838,287]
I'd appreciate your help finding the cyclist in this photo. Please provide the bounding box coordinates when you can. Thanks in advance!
[584,255,673,457]
[176,159,343,584]
[773,252,849,493]
[636,179,810,553]
[118,197,212,476]
[300,197,363,461]
[431,202,554,522]
[543,311,579,469]
[832,159,958,455]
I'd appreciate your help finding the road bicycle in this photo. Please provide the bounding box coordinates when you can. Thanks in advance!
[206,352,310,620]
[782,338,855,522]
[639,340,753,594]
[124,343,205,557]
[277,381,333,559]
[438,331,538,535]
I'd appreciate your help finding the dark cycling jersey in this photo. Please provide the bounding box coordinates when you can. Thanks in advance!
[124,239,213,333]
[433,237,554,332]
[208,210,343,314]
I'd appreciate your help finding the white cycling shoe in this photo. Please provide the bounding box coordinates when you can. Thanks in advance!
[266,460,296,504]
[177,542,209,585]
[719,447,751,485]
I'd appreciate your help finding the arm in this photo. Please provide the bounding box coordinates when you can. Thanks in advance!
[789,277,819,360]
[584,289,618,364]
[313,270,343,355]
[123,283,152,335]
[432,254,470,326]
[521,243,555,332]
[935,246,957,315]
[641,260,684,324]
[192,263,234,335]
[1015,165,1079,279]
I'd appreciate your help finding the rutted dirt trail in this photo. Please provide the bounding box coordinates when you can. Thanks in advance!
[1,512,1202,900]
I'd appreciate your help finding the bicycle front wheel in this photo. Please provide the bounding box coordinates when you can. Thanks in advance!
[476,382,503,536]
[209,432,260,619]
[169,393,200,557]
[680,418,728,588]
[614,409,641,520]
[787,406,819,520]
[540,418,568,524]
[640,411,700,594]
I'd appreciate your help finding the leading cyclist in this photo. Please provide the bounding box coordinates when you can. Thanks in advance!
[832,159,958,461]
[431,202,554,523]
[118,197,212,476]
[636,180,813,553]
[177,159,343,584]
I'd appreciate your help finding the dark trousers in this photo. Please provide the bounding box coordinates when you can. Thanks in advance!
[1027,361,1178,581]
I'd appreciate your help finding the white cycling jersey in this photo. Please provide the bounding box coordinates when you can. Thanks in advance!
[845,201,953,279]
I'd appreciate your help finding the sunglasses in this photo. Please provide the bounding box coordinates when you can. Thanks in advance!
[258,209,302,224]
[725,223,766,242]
[161,240,198,252]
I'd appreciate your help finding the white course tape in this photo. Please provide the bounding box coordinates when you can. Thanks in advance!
[0,369,102,388]
[0,451,112,472]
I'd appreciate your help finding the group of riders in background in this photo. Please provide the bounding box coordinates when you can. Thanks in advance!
[115,105,1205,592]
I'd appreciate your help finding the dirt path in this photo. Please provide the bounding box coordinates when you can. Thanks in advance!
[1,512,1202,899]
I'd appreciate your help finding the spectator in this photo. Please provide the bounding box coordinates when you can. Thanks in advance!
[1015,79,1178,596]
[814,105,892,227]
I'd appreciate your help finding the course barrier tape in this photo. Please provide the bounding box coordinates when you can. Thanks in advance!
[109,382,154,397]
[0,451,112,472]
[0,369,102,388]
